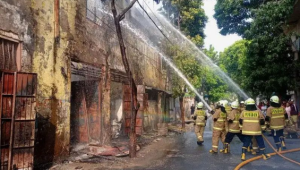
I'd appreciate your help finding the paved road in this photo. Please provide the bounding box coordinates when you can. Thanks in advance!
[147,118,300,170]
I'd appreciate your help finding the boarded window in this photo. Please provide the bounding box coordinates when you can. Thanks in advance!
[0,38,18,71]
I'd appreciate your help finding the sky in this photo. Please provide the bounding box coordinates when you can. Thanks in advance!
[203,0,241,52]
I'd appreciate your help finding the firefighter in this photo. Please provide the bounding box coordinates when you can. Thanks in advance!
[265,96,288,151]
[209,100,228,153]
[239,98,271,161]
[192,102,207,145]
[240,101,245,112]
[222,101,243,154]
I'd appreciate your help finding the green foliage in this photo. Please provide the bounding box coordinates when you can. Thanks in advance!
[214,0,295,97]
[161,0,207,47]
[203,45,219,64]
[219,40,248,88]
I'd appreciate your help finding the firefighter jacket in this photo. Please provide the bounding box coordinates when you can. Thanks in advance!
[240,109,265,136]
[228,109,241,133]
[225,106,232,114]
[195,109,206,126]
[266,106,286,130]
[213,108,227,131]
[240,106,245,113]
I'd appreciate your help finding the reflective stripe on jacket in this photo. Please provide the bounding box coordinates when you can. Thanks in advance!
[240,110,264,136]
[195,109,206,126]
[228,109,241,133]
[266,106,285,130]
[213,109,227,131]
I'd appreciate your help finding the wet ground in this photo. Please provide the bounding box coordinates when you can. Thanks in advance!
[147,118,300,170]
[52,118,300,170]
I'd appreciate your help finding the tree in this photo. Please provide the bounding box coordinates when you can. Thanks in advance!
[203,45,219,64]
[170,45,203,128]
[219,40,248,88]
[111,0,140,158]
[214,0,295,97]
[161,0,208,47]
[214,0,264,37]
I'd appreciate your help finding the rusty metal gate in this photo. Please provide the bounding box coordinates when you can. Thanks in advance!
[0,71,37,170]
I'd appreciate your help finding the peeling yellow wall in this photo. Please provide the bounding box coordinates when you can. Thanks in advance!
[32,0,73,163]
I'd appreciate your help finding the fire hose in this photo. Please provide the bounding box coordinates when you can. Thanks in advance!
[234,134,300,170]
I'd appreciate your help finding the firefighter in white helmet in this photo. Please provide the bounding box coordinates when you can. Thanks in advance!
[192,102,207,145]
[266,96,288,151]
[239,98,270,161]
[222,101,243,154]
[209,100,228,153]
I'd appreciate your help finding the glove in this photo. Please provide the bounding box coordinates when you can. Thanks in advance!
[266,124,270,128]
[193,116,197,120]
[213,118,218,122]
[210,110,215,114]
[239,119,243,125]
[228,119,233,123]
[260,119,265,125]
[265,116,270,122]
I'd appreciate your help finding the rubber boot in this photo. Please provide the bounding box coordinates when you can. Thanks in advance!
[280,137,287,150]
[220,144,226,153]
[247,146,251,152]
[197,141,204,145]
[241,147,247,161]
[209,149,218,153]
[276,143,282,152]
[251,149,257,155]
[260,149,271,160]
[222,143,229,154]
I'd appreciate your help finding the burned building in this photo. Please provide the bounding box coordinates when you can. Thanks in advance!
[0,0,173,169]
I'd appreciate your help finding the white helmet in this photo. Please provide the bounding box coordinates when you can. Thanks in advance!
[231,101,239,109]
[240,101,245,104]
[245,98,255,105]
[197,102,204,109]
[220,100,228,107]
[270,96,279,104]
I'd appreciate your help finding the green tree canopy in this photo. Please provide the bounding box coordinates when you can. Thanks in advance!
[214,0,295,97]
[160,0,207,47]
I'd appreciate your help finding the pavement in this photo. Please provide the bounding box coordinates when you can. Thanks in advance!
[146,117,300,170]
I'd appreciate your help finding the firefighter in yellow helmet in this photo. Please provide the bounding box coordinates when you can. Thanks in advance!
[192,102,207,145]
[222,101,243,154]
[239,98,271,161]
[209,100,228,153]
[265,96,288,151]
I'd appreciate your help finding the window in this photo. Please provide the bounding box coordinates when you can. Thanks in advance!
[0,38,20,71]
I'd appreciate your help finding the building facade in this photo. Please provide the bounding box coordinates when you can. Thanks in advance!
[0,0,173,169]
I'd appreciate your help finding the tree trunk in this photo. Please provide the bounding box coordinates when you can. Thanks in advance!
[179,96,185,129]
[111,0,139,158]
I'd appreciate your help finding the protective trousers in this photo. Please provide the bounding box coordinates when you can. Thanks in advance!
[195,125,205,142]
[243,135,265,149]
[271,129,285,150]
[271,129,284,144]
[211,129,226,152]
[225,132,244,143]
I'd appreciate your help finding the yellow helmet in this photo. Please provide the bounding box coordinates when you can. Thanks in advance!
[197,102,204,109]
[231,101,239,109]
[270,96,279,104]
[245,98,255,105]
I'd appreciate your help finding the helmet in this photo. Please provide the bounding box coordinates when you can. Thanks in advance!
[220,100,228,107]
[270,96,279,104]
[240,101,245,104]
[231,101,239,109]
[197,102,204,109]
[245,98,255,105]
